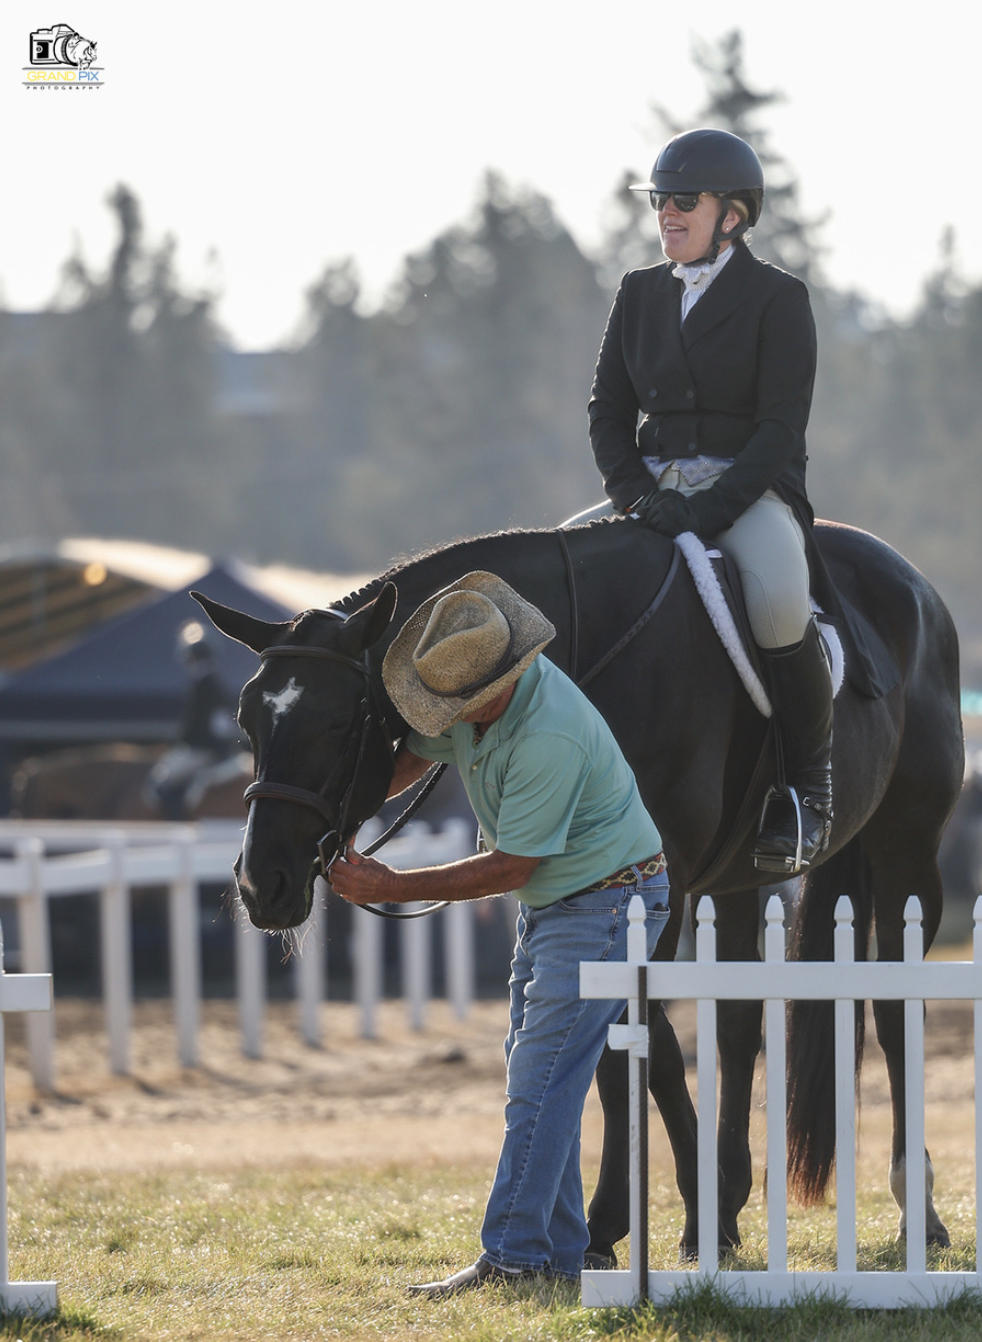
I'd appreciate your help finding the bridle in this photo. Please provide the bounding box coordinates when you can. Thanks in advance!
[242,530,684,922]
[242,634,450,920]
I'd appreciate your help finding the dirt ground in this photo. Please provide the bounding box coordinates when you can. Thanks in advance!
[2,993,976,1176]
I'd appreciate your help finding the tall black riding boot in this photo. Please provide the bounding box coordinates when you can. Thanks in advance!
[753,619,834,875]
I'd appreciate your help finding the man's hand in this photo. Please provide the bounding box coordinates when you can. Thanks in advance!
[328,846,402,904]
[328,843,542,905]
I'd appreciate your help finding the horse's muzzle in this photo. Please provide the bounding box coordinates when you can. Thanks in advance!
[232,851,311,930]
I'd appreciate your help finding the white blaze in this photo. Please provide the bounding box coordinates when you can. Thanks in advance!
[263,676,304,725]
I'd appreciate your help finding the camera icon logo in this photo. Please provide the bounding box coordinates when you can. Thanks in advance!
[30,24,97,67]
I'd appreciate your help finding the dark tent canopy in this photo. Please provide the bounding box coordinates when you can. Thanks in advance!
[0,563,290,746]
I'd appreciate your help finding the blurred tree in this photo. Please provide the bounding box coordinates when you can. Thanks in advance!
[289,172,609,567]
[0,37,978,680]
[4,184,224,546]
[850,234,982,652]
[227,257,379,569]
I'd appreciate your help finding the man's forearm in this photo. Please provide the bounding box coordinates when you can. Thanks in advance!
[329,846,541,905]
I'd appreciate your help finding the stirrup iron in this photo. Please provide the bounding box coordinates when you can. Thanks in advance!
[753,783,804,875]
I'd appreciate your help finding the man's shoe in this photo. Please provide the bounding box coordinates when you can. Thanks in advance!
[408,1257,538,1298]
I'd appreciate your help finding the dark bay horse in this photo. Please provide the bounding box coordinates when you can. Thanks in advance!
[194,517,963,1260]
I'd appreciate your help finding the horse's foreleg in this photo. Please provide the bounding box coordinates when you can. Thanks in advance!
[715,998,762,1249]
[646,1002,700,1257]
[585,1041,631,1263]
[714,890,763,1252]
[586,1004,699,1264]
[871,997,950,1248]
[867,814,950,1249]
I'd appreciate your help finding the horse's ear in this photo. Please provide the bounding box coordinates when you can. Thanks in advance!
[347,582,398,652]
[191,591,291,654]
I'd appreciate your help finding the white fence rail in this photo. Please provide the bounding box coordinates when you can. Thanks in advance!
[0,818,475,1089]
[580,892,982,1310]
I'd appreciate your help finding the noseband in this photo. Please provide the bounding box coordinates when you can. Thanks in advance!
[243,639,449,919]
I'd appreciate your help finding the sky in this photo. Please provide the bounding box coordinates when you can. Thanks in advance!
[2,0,979,350]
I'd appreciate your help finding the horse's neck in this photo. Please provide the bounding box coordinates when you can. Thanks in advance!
[370,524,644,686]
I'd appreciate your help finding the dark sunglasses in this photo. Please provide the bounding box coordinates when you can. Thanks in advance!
[650,191,715,212]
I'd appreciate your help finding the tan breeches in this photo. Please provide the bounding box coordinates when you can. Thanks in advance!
[684,486,811,650]
[565,485,812,650]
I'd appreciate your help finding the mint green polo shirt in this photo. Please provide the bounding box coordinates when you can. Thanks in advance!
[405,656,662,908]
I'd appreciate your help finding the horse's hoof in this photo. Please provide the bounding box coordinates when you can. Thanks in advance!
[896,1226,952,1249]
[677,1241,737,1265]
[583,1251,617,1271]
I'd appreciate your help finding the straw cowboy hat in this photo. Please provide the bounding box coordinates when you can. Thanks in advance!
[382,571,556,736]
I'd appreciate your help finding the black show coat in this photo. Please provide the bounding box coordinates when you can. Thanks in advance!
[588,242,817,538]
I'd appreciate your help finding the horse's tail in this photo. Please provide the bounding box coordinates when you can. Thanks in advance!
[786,835,872,1204]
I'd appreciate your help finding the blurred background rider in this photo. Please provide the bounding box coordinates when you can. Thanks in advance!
[144,621,243,819]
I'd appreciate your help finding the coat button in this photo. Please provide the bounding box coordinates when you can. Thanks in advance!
[685,389,695,400]
[648,388,658,398]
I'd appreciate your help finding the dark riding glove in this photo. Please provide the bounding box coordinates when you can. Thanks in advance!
[635,489,701,538]
[636,487,734,540]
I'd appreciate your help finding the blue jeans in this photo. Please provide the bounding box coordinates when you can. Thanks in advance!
[480,870,670,1278]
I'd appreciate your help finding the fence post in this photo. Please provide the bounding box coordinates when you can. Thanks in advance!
[294,886,324,1047]
[445,902,473,1020]
[603,895,649,1300]
[763,893,788,1273]
[168,830,201,1068]
[695,895,718,1273]
[402,909,431,1031]
[903,895,927,1271]
[353,900,382,1040]
[14,839,55,1092]
[100,835,132,1076]
[834,894,858,1271]
[236,919,266,1059]
[0,923,57,1316]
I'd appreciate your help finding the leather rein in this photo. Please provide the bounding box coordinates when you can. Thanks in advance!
[244,533,683,921]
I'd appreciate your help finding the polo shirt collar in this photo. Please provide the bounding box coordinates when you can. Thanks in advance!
[471,657,542,753]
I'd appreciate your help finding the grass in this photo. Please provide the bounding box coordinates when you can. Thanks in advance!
[1,1156,980,1342]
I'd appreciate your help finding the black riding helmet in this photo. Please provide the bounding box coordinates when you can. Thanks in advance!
[631,127,765,262]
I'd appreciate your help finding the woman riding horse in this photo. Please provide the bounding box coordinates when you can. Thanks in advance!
[588,127,831,874]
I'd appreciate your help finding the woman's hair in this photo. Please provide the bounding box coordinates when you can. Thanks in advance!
[723,195,754,249]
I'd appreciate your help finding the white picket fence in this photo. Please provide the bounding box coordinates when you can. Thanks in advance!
[0,817,475,1089]
[580,892,982,1310]
[0,929,56,1316]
